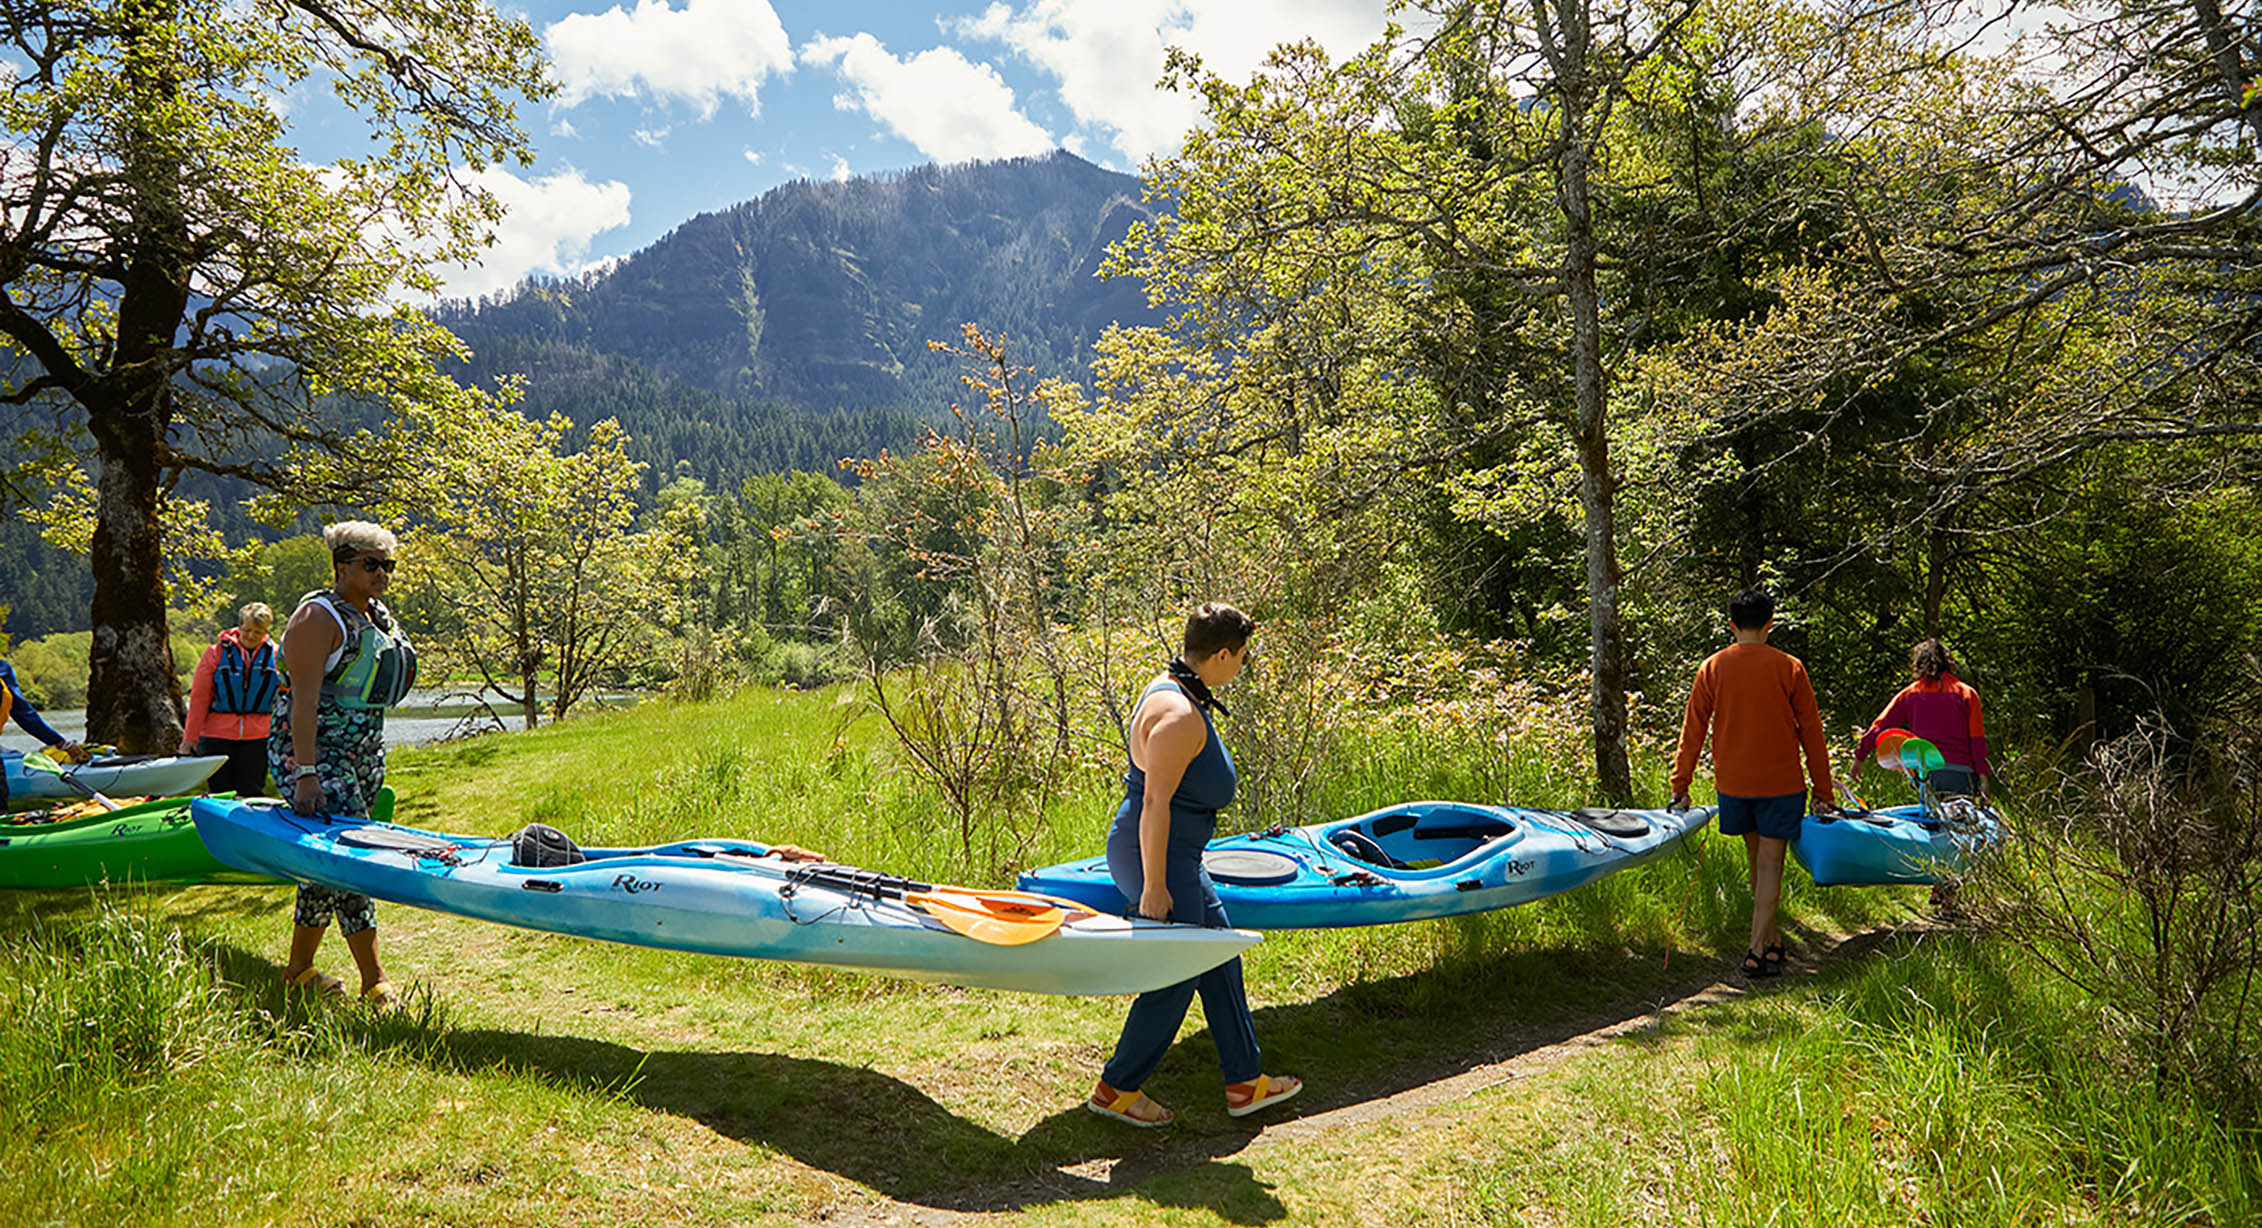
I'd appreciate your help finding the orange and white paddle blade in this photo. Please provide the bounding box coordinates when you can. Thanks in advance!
[906,888,1090,946]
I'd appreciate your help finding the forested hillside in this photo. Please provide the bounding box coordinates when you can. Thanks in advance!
[4,151,1152,637]
[436,150,1157,418]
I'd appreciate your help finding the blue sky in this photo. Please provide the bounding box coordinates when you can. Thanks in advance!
[293,0,1398,301]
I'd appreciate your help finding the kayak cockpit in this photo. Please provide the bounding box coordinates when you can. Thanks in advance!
[1320,803,1520,873]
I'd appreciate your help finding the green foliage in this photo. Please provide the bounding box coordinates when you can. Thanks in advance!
[0,0,556,748]
[7,632,89,709]
[386,414,699,726]
[838,327,1091,872]
[218,534,336,625]
[0,681,2241,1225]
[447,336,918,498]
[5,626,216,708]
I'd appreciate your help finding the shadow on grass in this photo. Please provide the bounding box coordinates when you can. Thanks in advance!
[156,860,1921,1219]
[0,880,289,928]
[203,932,1794,1217]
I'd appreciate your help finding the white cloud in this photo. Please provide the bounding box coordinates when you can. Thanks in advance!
[546,0,793,116]
[799,33,1054,164]
[826,152,853,181]
[742,147,764,166]
[958,0,1389,164]
[633,125,670,148]
[441,166,632,300]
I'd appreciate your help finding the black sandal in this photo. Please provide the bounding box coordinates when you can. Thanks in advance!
[1762,943,1786,975]
[1740,950,1779,979]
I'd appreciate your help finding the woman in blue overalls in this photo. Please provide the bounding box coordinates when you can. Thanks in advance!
[1087,602,1303,1126]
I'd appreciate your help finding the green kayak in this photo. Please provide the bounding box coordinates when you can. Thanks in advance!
[0,792,329,889]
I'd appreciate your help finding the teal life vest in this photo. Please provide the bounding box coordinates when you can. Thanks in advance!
[209,637,281,716]
[299,591,417,711]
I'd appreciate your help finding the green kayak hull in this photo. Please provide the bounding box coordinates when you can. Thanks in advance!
[0,794,296,889]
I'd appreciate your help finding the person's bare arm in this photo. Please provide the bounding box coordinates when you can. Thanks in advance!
[281,604,341,814]
[1130,693,1206,921]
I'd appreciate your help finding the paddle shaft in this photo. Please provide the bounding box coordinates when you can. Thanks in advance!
[21,754,121,811]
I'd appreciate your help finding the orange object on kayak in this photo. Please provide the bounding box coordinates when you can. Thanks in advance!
[906,887,1095,946]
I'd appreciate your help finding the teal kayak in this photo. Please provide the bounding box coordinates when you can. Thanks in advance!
[1019,800,1714,929]
[1791,800,2003,886]
[191,798,1263,996]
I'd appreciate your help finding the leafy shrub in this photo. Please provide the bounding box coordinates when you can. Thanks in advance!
[1974,719,2262,1123]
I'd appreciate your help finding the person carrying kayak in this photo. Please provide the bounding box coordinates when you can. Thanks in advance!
[183,602,281,797]
[1087,602,1303,1127]
[0,656,90,809]
[1670,589,1837,979]
[1850,638,1992,802]
[268,522,418,1006]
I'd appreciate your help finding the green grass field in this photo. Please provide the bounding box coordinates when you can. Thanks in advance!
[0,685,2252,1226]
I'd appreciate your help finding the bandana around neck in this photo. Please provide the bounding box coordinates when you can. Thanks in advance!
[1167,657,1230,717]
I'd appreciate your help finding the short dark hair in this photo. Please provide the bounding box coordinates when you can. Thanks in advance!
[1910,638,1956,680]
[1728,588,1774,630]
[1183,601,1255,660]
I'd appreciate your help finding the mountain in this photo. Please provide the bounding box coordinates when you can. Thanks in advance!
[436,150,1163,481]
[3,152,1164,637]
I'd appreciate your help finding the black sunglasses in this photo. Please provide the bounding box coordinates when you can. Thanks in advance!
[351,556,397,574]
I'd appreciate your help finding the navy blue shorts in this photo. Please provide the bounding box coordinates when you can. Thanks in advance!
[1927,765,1979,797]
[1717,791,1807,841]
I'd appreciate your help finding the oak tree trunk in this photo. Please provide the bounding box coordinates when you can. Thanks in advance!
[86,5,189,754]
[85,396,183,753]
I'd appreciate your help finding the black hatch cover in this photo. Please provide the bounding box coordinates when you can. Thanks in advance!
[1202,848,1301,885]
[1565,808,1652,838]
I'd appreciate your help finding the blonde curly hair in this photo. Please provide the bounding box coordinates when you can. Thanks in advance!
[324,520,397,561]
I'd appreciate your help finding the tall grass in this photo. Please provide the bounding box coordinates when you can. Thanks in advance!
[9,683,2244,1224]
[0,901,423,1224]
[1448,933,2262,1226]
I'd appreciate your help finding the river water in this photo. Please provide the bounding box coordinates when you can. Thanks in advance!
[0,689,633,755]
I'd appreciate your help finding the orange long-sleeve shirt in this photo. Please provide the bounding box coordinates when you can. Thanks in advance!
[1671,642,1836,803]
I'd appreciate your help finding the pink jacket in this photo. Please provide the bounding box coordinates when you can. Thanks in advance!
[182,627,277,745]
[1857,673,1991,776]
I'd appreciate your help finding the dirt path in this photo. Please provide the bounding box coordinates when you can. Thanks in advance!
[808,921,1925,1226]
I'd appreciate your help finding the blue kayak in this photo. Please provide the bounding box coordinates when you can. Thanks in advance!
[1791,800,2004,886]
[1016,800,1716,930]
[189,797,1259,996]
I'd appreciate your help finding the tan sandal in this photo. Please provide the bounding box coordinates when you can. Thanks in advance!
[359,979,401,1008]
[284,966,345,998]
[1225,1073,1303,1118]
[1086,1080,1173,1128]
